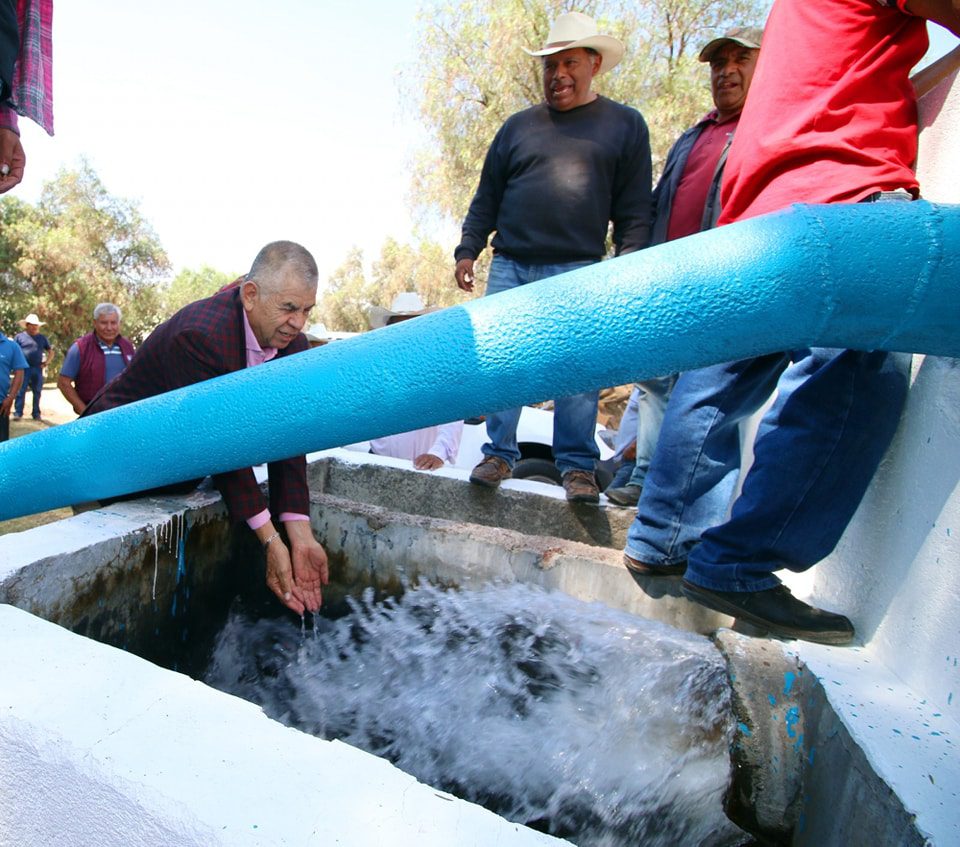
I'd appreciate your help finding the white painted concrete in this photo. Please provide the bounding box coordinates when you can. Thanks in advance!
[0,604,566,847]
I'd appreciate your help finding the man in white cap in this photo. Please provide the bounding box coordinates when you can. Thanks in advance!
[366,292,464,470]
[606,26,762,509]
[13,312,53,420]
[454,11,652,504]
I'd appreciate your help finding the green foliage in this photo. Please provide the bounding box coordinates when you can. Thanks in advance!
[165,265,238,316]
[0,160,171,371]
[320,237,477,332]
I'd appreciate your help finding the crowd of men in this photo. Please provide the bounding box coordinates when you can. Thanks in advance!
[4,0,960,644]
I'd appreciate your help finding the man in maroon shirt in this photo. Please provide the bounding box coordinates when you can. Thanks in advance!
[607,27,762,508]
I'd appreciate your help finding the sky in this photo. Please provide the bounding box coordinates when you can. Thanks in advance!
[11,2,960,284]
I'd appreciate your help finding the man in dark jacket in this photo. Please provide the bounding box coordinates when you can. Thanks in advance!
[606,27,762,508]
[84,241,328,615]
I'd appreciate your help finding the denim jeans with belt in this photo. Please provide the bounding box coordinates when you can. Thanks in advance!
[481,254,601,474]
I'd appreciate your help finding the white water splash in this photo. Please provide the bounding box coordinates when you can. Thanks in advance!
[205,582,746,846]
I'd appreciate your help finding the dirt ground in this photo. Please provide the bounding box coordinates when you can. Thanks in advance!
[1,383,79,536]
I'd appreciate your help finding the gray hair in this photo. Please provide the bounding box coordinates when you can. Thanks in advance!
[93,302,122,322]
[246,241,319,296]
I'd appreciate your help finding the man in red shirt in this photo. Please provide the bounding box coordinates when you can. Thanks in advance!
[623,0,960,644]
[608,27,762,509]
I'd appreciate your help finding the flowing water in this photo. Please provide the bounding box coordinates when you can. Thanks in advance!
[204,581,747,846]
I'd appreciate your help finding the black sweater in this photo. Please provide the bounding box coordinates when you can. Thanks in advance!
[455,96,652,264]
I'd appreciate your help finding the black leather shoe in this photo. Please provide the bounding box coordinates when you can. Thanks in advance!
[623,552,686,577]
[680,580,855,645]
[605,483,642,507]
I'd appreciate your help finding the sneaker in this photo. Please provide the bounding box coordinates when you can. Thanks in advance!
[605,483,642,507]
[469,455,512,488]
[623,552,686,577]
[562,470,600,504]
[12,414,22,419]
[680,580,855,645]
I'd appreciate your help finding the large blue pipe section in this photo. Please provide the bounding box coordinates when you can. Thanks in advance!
[1,201,958,521]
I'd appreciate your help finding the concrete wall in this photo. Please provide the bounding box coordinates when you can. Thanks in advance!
[0,603,565,847]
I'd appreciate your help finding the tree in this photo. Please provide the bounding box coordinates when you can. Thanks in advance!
[320,247,374,333]
[0,160,170,370]
[165,265,238,316]
[404,0,769,225]
[319,238,470,333]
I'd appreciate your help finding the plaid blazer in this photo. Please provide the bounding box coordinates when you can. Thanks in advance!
[85,287,310,522]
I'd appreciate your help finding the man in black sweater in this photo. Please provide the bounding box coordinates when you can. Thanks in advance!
[454,11,652,504]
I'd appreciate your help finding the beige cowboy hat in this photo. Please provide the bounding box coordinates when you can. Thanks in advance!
[523,12,624,74]
[18,313,45,327]
[368,292,436,329]
[698,26,763,63]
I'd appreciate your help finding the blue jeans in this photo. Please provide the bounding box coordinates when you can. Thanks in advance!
[481,254,601,474]
[625,348,910,591]
[15,365,43,418]
[627,375,678,487]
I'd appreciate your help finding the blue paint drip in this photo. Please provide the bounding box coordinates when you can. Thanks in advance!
[808,747,815,766]
[784,671,797,696]
[793,733,804,752]
[949,693,954,705]
[176,533,187,584]
[785,706,800,739]
[738,722,752,737]
[768,694,777,706]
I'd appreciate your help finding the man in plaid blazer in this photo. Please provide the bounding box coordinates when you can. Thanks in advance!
[85,241,328,615]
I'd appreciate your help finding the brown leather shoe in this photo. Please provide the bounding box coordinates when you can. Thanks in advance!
[623,552,687,577]
[562,470,600,503]
[469,455,512,488]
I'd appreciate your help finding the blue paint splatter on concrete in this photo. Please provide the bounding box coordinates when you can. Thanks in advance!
[949,692,954,706]
[768,694,777,706]
[738,722,752,737]
[785,706,800,739]
[784,671,797,696]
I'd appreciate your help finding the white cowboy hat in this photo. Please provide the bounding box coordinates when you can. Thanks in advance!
[368,292,435,329]
[523,12,625,75]
[18,313,45,327]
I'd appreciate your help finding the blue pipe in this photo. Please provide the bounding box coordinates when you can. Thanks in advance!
[1,201,958,521]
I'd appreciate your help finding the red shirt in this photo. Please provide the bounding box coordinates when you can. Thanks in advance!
[719,0,928,225]
[667,113,740,241]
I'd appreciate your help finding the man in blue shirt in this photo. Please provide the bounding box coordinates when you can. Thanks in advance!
[1,327,28,442]
[13,313,53,420]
